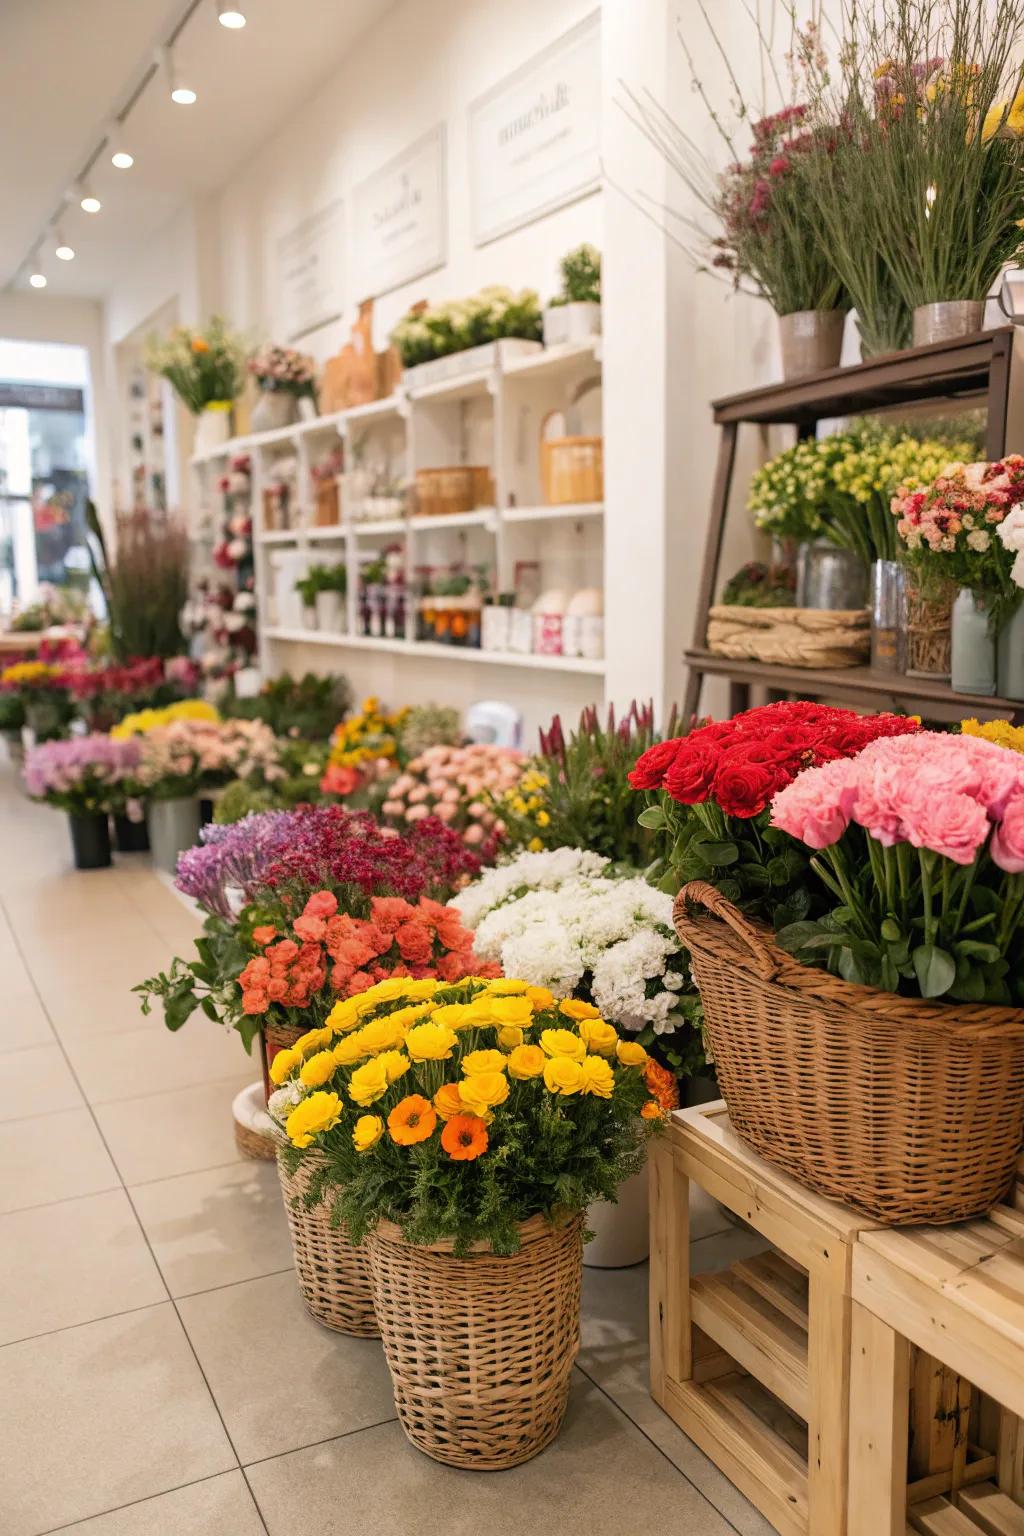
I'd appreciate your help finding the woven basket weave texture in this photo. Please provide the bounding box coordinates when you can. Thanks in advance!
[674,881,1024,1224]
[277,1149,379,1337]
[368,1212,582,1469]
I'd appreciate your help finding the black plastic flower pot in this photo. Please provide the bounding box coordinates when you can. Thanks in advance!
[113,813,150,854]
[68,812,112,871]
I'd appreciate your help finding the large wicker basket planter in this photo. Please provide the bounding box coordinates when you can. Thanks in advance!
[674,881,1024,1225]
[367,1212,583,1469]
[276,1149,379,1337]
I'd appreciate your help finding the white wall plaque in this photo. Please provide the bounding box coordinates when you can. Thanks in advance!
[352,126,447,299]
[277,199,345,341]
[468,12,600,247]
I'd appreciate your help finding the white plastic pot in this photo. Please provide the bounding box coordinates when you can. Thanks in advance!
[583,1160,649,1269]
[543,301,602,348]
[315,590,345,632]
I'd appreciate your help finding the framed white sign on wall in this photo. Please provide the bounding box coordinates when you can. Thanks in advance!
[352,126,447,299]
[277,199,345,341]
[468,11,600,248]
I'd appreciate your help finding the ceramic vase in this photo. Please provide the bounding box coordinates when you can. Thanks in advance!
[951,588,996,696]
[778,310,845,380]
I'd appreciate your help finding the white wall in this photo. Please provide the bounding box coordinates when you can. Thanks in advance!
[0,290,112,536]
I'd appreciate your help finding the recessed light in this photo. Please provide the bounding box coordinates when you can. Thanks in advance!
[217,4,246,27]
[29,271,47,289]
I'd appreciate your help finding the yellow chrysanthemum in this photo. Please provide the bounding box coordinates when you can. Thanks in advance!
[459,1071,510,1114]
[539,1027,586,1062]
[286,1091,343,1148]
[616,1040,647,1068]
[579,1055,615,1099]
[332,1035,368,1068]
[559,999,601,1021]
[488,996,533,1027]
[433,1082,465,1120]
[507,1044,545,1080]
[377,1049,412,1085]
[427,1003,474,1032]
[352,1017,409,1055]
[293,1026,334,1058]
[269,1047,300,1086]
[385,1002,437,1032]
[348,1058,390,1107]
[543,1057,584,1096]
[299,1050,338,1089]
[486,979,530,996]
[496,1025,524,1051]
[327,997,364,1035]
[352,1114,384,1153]
[577,1019,619,1058]
[405,1020,458,1062]
[525,985,555,1010]
[461,1049,507,1077]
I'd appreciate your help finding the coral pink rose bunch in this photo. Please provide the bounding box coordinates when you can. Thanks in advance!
[379,743,525,862]
[770,732,1024,1002]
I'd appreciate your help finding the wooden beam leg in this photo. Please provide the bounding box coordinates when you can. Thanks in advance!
[908,1349,971,1494]
[848,1301,910,1536]
[998,1410,1024,1501]
[649,1137,691,1407]
[809,1274,852,1536]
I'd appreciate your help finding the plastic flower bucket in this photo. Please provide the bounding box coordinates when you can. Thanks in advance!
[367,1211,582,1469]
[68,812,112,871]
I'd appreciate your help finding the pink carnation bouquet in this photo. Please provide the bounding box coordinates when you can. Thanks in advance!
[378,743,525,862]
[770,731,1024,1001]
[136,718,283,799]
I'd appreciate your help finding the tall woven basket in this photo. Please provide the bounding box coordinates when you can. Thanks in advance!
[276,1148,379,1337]
[674,881,1024,1225]
[367,1212,583,1469]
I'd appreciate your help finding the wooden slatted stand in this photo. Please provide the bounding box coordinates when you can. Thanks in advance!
[847,1162,1024,1536]
[649,1101,881,1536]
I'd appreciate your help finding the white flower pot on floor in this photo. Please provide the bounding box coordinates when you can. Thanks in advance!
[584,1160,649,1269]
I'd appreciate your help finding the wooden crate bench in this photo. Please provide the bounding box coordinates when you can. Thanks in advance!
[848,1163,1024,1536]
[649,1101,881,1536]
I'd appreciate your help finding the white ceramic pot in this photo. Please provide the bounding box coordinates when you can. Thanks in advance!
[193,403,232,455]
[297,395,317,422]
[315,590,344,632]
[543,301,602,347]
[301,603,318,631]
[583,1161,649,1269]
[251,390,299,433]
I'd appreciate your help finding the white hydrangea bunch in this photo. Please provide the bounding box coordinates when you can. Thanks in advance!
[450,846,609,930]
[457,854,692,1035]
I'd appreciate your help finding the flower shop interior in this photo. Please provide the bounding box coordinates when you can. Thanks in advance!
[8,0,1024,1533]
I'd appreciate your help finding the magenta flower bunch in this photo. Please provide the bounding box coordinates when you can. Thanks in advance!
[770,732,1024,1002]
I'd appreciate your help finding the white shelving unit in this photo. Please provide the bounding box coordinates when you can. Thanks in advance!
[186,335,605,682]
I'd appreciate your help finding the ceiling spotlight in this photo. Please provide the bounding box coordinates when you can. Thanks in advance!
[54,228,75,261]
[160,45,197,105]
[29,266,47,289]
[107,118,133,168]
[79,182,101,214]
[217,3,246,27]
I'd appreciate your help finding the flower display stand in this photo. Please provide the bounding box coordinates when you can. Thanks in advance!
[649,1100,880,1536]
[684,327,1024,726]
[847,1156,1024,1536]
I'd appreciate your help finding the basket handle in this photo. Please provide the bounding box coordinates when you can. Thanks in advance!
[673,880,781,982]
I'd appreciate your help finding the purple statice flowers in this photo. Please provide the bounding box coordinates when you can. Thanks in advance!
[175,809,295,918]
[24,734,142,814]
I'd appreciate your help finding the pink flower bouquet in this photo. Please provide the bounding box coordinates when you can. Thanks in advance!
[770,731,1024,1001]
[378,743,525,862]
[136,718,283,799]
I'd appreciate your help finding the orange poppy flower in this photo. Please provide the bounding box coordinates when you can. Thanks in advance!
[441,1113,489,1161]
[640,1100,665,1121]
[388,1094,437,1145]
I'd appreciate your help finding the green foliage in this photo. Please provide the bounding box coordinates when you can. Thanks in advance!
[105,511,189,661]
[225,671,352,740]
[390,287,543,368]
[0,692,25,731]
[721,560,796,608]
[295,564,347,606]
[145,316,247,413]
[134,914,258,1048]
[550,244,601,306]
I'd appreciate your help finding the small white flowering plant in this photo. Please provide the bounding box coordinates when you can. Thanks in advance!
[450,848,706,1086]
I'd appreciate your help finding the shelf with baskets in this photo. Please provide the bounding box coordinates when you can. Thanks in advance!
[684,327,1024,725]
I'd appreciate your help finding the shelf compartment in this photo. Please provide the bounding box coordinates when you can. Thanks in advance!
[408,508,498,532]
[910,1483,1024,1535]
[350,519,408,537]
[667,1368,808,1536]
[262,628,604,674]
[691,1259,809,1419]
[502,337,601,379]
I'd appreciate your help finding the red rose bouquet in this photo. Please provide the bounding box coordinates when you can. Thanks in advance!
[631,701,920,923]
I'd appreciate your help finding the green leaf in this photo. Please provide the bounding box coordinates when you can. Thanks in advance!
[637,806,667,830]
[775,920,827,954]
[880,918,902,943]
[838,946,871,986]
[714,878,742,903]
[912,944,957,999]
[954,940,1001,962]
[163,984,199,1032]
[694,841,739,866]
[879,953,900,992]
[773,888,811,928]
[656,869,682,896]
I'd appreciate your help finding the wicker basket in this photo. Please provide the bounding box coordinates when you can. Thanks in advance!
[541,435,603,505]
[277,1148,379,1337]
[707,604,870,668]
[314,480,340,526]
[414,466,492,518]
[905,581,953,676]
[367,1212,583,1469]
[674,881,1024,1224]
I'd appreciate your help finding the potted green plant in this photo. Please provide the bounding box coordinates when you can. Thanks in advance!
[543,244,602,347]
[295,568,324,631]
[145,316,247,454]
[390,286,542,390]
[313,564,347,633]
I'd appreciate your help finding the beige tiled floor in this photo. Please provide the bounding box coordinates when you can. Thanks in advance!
[0,759,774,1536]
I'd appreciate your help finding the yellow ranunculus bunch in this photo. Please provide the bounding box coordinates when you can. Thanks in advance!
[961,717,1024,754]
[268,976,656,1253]
[1,660,61,688]
[110,698,220,738]
[325,695,409,771]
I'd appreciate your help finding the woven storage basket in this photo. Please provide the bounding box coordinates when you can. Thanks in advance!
[414,466,491,518]
[277,1148,379,1337]
[367,1211,582,1469]
[706,604,870,668]
[541,435,603,504]
[674,881,1024,1224]
[905,581,953,676]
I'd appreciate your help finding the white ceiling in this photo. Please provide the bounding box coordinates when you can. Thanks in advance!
[0,0,395,298]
